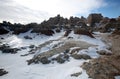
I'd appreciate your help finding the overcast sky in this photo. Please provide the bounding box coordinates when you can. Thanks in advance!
[0,0,120,24]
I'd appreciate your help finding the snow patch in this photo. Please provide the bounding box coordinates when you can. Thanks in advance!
[115,76,120,79]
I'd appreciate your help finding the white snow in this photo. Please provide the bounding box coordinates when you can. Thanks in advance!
[0,50,90,79]
[78,47,99,58]
[0,31,111,79]
[0,30,65,48]
[68,31,108,51]
[115,76,120,79]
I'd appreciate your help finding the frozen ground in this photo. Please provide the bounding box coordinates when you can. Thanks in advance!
[0,31,112,79]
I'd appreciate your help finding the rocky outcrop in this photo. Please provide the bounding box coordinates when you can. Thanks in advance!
[0,26,9,34]
[74,28,94,38]
[13,27,29,34]
[82,55,120,79]
[87,13,103,27]
[99,18,120,33]
[100,17,109,24]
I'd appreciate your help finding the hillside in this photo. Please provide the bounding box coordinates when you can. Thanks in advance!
[0,13,120,79]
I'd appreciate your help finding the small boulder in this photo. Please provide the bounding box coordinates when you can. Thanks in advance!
[40,57,51,64]
[71,54,91,60]
[29,45,35,48]
[0,69,8,76]
[55,28,61,33]
[2,48,19,54]
[56,56,65,64]
[24,36,32,39]
[67,37,73,39]
[71,72,82,77]
[52,54,69,64]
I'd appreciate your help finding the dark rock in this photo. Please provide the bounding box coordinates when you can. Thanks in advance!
[74,28,94,38]
[2,48,19,54]
[40,29,54,36]
[27,56,43,65]
[55,28,61,33]
[100,17,109,24]
[77,21,87,28]
[40,57,51,64]
[0,26,9,35]
[1,37,4,39]
[0,69,8,76]
[64,54,69,60]
[20,47,27,49]
[64,49,70,54]
[12,24,30,35]
[0,44,19,54]
[52,54,69,64]
[24,36,32,39]
[0,44,9,50]
[71,72,82,77]
[70,47,81,54]
[97,50,112,55]
[71,54,91,60]
[112,29,120,35]
[29,45,35,48]
[67,37,73,39]
[13,29,28,35]
[99,18,120,33]
[55,56,65,64]
[27,59,34,65]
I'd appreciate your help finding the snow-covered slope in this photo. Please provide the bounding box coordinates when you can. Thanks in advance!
[0,30,65,48]
[0,31,110,79]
